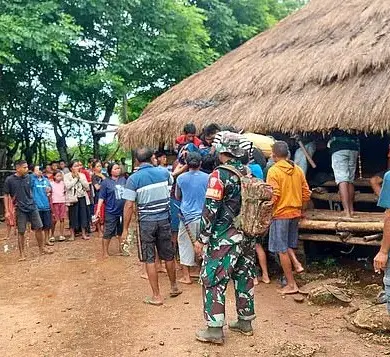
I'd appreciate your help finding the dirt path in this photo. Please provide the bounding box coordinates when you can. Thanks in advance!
[0,231,387,357]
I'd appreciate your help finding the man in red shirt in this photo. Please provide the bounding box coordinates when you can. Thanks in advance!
[175,123,202,150]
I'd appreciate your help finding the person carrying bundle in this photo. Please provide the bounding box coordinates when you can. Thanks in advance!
[195,133,273,345]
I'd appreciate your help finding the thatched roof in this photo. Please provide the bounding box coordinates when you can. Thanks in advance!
[118,0,390,149]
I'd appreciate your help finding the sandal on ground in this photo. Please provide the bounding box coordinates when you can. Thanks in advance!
[170,290,183,298]
[45,241,54,246]
[58,236,66,242]
[143,297,163,306]
[49,237,56,243]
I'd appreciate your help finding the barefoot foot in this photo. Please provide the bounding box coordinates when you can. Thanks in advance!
[277,284,299,295]
[178,278,193,285]
[261,276,271,284]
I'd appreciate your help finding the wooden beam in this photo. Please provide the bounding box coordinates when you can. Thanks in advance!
[43,109,120,127]
[299,233,381,246]
[311,191,378,203]
[303,210,383,223]
[299,219,383,232]
[321,178,372,188]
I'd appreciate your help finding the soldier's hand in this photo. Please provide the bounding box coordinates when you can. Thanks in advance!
[194,241,204,257]
[374,251,389,273]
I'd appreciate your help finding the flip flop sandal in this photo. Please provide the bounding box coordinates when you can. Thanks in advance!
[45,241,54,246]
[170,290,183,298]
[143,297,163,306]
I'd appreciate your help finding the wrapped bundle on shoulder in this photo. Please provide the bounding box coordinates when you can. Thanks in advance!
[220,164,274,238]
[240,177,273,237]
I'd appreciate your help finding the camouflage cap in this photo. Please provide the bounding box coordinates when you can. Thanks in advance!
[215,132,245,158]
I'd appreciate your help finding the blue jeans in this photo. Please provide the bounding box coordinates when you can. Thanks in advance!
[385,253,390,313]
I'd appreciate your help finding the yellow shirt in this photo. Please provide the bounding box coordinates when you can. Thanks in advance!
[266,160,311,219]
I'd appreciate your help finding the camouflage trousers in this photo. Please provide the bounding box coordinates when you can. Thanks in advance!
[200,239,256,327]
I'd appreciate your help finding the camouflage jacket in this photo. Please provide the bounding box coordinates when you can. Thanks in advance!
[199,159,247,246]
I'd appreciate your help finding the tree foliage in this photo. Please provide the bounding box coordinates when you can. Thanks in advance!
[0,0,307,164]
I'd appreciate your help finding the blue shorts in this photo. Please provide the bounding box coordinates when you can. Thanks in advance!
[331,150,358,184]
[269,218,299,253]
[169,198,180,232]
[384,253,390,314]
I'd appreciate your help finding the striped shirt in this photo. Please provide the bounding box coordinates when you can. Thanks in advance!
[213,131,253,158]
[123,164,173,221]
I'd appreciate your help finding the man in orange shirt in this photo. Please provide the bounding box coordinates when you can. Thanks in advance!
[266,141,311,294]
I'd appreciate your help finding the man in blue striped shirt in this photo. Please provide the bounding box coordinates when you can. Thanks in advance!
[122,147,182,305]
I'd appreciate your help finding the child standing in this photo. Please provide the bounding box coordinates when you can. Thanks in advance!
[30,166,53,246]
[51,170,67,241]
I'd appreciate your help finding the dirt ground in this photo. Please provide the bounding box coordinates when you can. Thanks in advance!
[0,224,389,357]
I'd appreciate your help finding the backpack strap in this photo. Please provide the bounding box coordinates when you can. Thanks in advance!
[215,164,246,222]
[216,164,248,180]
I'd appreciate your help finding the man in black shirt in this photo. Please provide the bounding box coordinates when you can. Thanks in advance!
[4,160,51,260]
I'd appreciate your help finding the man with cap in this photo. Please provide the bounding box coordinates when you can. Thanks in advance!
[194,132,256,345]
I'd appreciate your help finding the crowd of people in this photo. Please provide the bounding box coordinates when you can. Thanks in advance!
[3,159,128,260]
[2,122,390,345]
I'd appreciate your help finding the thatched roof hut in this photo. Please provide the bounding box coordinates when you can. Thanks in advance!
[118,0,390,149]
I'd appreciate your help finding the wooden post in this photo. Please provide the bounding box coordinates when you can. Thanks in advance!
[297,140,316,169]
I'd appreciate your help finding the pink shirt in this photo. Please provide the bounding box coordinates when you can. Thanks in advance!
[51,181,66,204]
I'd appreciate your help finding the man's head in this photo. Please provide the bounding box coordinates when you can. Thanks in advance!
[155,151,167,167]
[15,160,29,176]
[186,152,202,170]
[271,141,290,162]
[216,132,245,164]
[45,163,53,174]
[59,160,66,169]
[51,161,59,171]
[135,147,154,165]
[120,157,126,164]
[183,123,197,143]
[108,163,121,178]
[203,124,220,146]
[33,165,42,177]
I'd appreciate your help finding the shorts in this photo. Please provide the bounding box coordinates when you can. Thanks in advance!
[16,209,43,234]
[39,210,52,230]
[268,218,299,253]
[332,150,358,184]
[255,233,268,246]
[52,203,67,221]
[384,253,390,314]
[139,218,174,264]
[170,198,180,232]
[103,213,123,239]
[178,220,199,267]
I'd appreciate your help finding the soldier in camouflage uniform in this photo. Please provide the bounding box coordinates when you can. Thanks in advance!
[194,132,256,345]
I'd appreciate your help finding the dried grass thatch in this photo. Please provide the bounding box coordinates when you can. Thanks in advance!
[118,0,390,149]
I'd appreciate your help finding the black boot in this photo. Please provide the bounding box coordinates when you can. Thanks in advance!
[228,319,253,336]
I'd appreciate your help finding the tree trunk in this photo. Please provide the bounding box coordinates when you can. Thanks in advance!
[92,130,101,160]
[53,122,69,162]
